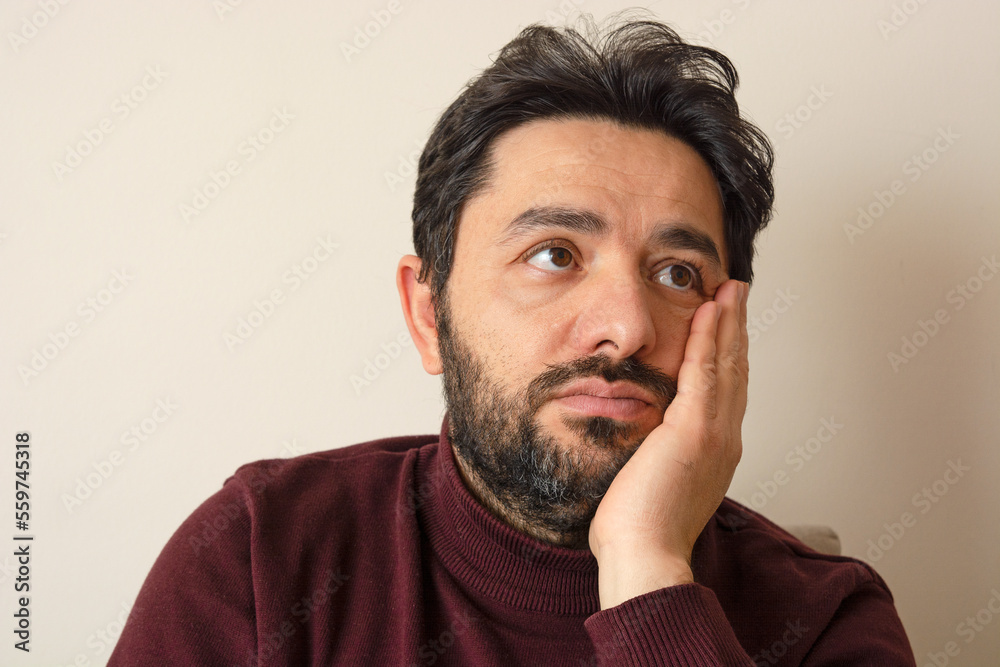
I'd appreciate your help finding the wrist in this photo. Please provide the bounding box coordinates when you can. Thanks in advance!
[595,547,694,610]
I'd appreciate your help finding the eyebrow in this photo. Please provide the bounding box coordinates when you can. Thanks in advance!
[496,205,723,271]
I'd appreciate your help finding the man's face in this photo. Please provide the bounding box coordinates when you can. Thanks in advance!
[436,117,728,545]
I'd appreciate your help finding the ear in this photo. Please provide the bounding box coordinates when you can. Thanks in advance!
[396,255,443,375]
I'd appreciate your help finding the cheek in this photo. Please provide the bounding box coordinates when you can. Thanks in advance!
[459,298,541,374]
[483,272,569,339]
[654,305,698,375]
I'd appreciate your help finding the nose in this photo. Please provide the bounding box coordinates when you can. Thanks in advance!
[568,262,657,360]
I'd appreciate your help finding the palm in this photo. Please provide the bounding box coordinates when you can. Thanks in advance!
[588,280,747,585]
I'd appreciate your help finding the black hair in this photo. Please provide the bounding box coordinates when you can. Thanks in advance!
[412,14,774,302]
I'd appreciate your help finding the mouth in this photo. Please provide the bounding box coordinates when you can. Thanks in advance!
[551,394,652,420]
[551,379,658,420]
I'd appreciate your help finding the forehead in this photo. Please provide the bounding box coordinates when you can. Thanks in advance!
[459,116,726,265]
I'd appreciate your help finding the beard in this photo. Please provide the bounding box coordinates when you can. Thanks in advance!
[435,287,678,545]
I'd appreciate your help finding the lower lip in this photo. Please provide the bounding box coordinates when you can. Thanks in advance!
[553,395,651,420]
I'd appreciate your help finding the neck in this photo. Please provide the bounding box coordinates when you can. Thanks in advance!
[450,444,590,550]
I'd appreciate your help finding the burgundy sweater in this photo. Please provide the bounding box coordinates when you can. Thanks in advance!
[109,416,915,665]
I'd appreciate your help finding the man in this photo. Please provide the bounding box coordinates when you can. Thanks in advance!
[111,16,916,665]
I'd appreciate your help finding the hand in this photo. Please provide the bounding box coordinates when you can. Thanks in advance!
[588,278,749,609]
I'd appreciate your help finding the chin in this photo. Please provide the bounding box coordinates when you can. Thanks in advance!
[544,412,645,455]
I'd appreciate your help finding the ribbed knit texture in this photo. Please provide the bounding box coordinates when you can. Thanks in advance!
[109,415,916,665]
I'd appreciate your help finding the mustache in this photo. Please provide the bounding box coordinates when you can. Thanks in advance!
[523,353,678,415]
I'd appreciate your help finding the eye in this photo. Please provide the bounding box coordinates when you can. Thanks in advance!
[656,264,700,291]
[525,243,576,271]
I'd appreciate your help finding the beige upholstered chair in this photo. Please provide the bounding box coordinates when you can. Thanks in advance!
[783,525,841,556]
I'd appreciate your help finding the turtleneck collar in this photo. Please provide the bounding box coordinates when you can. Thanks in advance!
[419,413,602,616]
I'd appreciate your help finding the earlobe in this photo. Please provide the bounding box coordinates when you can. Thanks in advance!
[396,255,443,375]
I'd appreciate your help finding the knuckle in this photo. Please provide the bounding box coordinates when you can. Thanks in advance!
[719,354,741,381]
[698,360,718,384]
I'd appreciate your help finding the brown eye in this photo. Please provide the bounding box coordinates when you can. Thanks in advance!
[657,264,696,290]
[527,246,575,271]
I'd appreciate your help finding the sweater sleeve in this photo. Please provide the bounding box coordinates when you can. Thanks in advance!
[583,576,917,666]
[583,583,755,665]
[800,579,917,666]
[108,477,258,665]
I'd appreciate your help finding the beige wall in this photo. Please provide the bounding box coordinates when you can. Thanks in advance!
[2,1,997,664]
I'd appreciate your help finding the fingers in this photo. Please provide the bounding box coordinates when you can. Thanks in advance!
[673,298,721,416]
[672,280,747,425]
[715,280,749,420]
[714,280,748,472]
